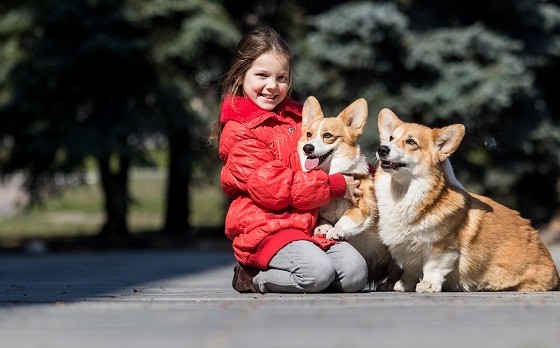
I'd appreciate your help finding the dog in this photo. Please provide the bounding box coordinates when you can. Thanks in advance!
[298,96,399,286]
[374,108,560,292]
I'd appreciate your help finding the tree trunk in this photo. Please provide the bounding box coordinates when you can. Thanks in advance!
[98,155,130,237]
[164,130,191,234]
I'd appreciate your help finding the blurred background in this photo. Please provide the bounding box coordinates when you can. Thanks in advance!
[0,0,559,251]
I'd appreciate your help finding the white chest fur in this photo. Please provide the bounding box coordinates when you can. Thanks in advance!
[374,173,441,269]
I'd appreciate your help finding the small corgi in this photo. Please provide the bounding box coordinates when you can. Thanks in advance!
[298,96,398,285]
[374,108,560,292]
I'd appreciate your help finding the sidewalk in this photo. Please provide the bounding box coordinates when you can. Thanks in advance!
[1,245,559,348]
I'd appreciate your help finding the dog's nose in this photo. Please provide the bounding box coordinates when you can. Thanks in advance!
[377,145,390,157]
[303,144,314,155]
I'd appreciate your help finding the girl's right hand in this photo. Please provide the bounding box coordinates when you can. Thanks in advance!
[343,174,362,206]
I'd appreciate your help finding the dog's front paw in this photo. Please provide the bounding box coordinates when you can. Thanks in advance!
[393,280,406,292]
[415,280,442,293]
[393,279,416,292]
[325,227,345,240]
[314,223,332,236]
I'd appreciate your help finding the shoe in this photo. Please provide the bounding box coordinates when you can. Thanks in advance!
[232,264,261,293]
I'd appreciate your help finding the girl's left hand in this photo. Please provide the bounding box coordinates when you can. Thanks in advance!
[343,174,362,206]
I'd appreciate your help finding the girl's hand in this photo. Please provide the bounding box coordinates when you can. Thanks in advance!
[343,174,362,206]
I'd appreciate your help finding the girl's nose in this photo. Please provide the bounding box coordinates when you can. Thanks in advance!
[266,78,278,90]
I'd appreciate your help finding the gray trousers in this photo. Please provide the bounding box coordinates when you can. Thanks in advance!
[253,240,368,293]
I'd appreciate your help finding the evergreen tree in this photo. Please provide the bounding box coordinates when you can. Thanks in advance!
[296,1,560,224]
[1,0,164,237]
[126,0,240,234]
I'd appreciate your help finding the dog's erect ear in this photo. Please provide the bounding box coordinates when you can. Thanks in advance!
[433,124,465,162]
[338,98,368,135]
[302,96,324,130]
[377,108,402,142]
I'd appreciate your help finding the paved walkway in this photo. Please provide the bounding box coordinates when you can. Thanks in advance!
[1,245,559,348]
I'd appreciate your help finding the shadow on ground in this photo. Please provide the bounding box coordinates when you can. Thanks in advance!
[0,227,235,306]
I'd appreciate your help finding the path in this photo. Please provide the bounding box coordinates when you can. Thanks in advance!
[1,245,559,348]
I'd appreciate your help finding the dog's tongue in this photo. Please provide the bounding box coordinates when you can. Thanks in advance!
[305,157,320,171]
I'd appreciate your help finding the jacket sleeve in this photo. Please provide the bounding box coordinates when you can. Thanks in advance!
[219,122,345,211]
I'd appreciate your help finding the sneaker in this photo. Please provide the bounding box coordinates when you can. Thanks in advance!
[232,264,261,293]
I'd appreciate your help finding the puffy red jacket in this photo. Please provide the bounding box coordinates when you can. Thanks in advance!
[219,95,346,269]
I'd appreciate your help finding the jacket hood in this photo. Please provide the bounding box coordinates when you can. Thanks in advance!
[220,95,302,125]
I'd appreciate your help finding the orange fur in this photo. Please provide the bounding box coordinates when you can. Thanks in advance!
[298,97,400,286]
[374,108,560,292]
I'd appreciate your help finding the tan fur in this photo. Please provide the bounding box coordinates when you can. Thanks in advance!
[374,108,560,292]
[298,97,400,287]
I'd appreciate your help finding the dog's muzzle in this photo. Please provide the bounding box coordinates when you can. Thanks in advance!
[377,145,406,170]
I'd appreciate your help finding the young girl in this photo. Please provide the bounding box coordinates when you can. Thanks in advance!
[210,26,368,293]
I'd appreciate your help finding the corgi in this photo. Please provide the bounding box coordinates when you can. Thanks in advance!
[374,108,560,292]
[298,96,399,285]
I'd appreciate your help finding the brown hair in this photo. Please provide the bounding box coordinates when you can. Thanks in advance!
[208,26,294,145]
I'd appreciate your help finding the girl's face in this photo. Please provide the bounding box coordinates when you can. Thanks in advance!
[242,51,290,111]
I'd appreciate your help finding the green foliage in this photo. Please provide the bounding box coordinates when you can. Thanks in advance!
[1,1,164,189]
[402,24,533,122]
[1,0,559,235]
[296,0,560,223]
[0,6,33,111]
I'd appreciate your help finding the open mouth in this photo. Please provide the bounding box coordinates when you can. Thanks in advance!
[305,149,334,171]
[259,93,276,101]
[380,160,406,170]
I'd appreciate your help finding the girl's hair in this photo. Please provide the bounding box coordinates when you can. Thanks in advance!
[209,26,294,145]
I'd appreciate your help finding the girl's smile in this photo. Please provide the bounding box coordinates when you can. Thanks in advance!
[242,51,290,111]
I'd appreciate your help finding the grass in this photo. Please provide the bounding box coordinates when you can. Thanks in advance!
[0,169,226,243]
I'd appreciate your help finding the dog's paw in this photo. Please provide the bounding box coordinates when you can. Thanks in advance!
[314,223,332,236]
[326,227,345,240]
[415,280,442,293]
[393,279,416,292]
[393,280,407,292]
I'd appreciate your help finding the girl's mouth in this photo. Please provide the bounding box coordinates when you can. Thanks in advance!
[259,93,276,100]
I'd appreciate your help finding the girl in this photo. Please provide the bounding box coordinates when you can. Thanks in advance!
[210,26,367,293]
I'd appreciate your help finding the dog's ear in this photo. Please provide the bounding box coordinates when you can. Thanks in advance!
[433,124,465,162]
[302,96,324,130]
[377,108,402,142]
[338,98,368,135]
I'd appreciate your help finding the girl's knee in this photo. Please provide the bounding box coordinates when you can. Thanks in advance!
[340,264,368,292]
[296,257,336,292]
[335,251,368,292]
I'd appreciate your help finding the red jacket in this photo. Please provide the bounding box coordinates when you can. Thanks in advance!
[219,95,346,269]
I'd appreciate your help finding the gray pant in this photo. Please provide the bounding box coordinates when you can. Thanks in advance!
[253,240,368,293]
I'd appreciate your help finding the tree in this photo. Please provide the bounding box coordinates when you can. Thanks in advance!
[1,0,165,237]
[125,0,241,234]
[295,1,560,225]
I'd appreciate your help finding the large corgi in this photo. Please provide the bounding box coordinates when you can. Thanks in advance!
[298,96,398,285]
[374,108,560,292]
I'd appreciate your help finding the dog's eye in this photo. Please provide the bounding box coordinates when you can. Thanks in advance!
[406,138,417,146]
[306,132,312,138]
[323,132,333,139]
[389,136,394,141]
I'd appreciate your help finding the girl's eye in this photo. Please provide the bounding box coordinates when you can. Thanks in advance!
[306,132,312,138]
[406,138,417,146]
[277,76,287,82]
[323,133,333,139]
[389,136,394,141]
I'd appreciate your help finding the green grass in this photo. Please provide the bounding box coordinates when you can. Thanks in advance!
[0,169,225,241]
